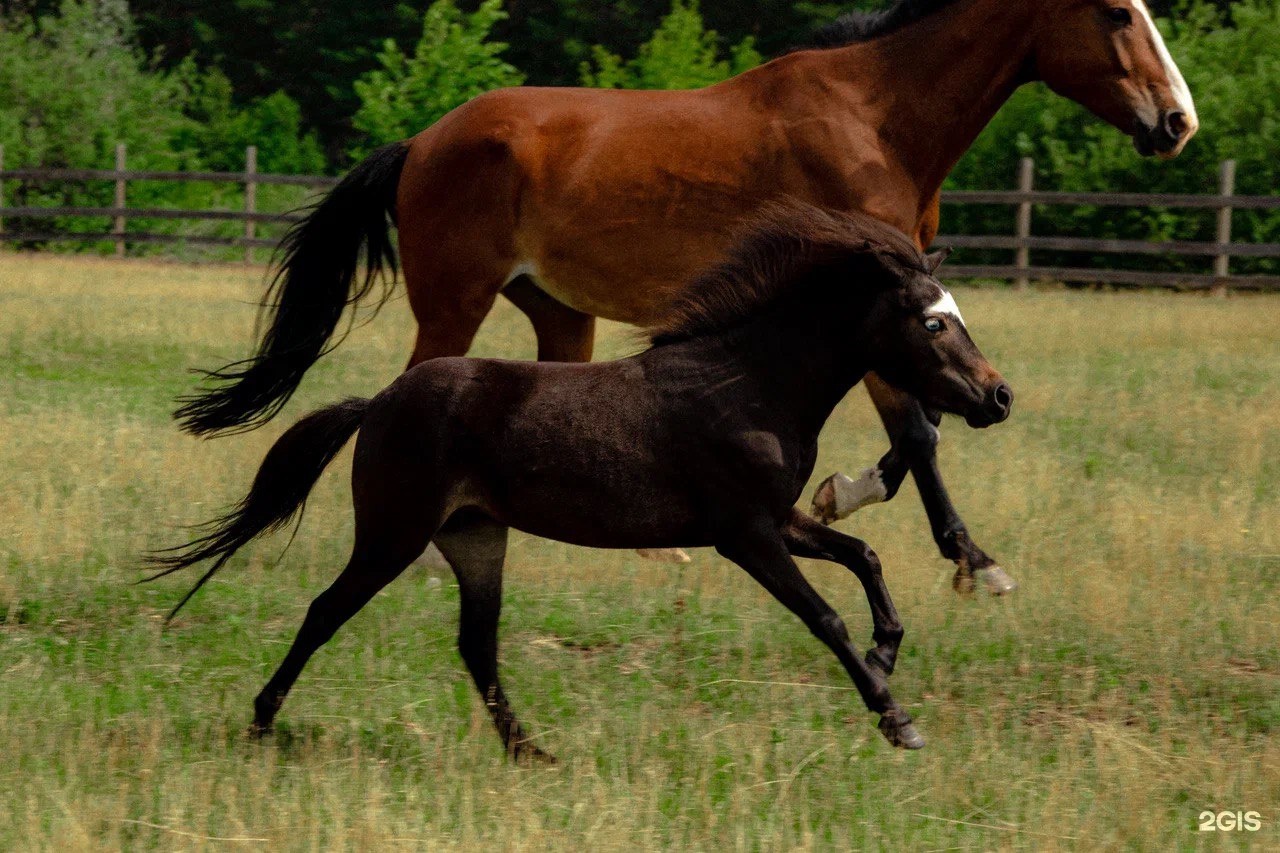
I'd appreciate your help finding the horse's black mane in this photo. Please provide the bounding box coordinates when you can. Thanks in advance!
[803,0,967,50]
[650,203,926,347]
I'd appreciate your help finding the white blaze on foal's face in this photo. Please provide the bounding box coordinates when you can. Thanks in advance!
[925,286,965,329]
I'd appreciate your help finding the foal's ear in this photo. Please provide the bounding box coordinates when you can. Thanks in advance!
[924,247,953,274]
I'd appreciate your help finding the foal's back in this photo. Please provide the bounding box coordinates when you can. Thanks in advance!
[354,354,715,549]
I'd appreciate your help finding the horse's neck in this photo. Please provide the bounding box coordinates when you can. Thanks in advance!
[808,0,1039,209]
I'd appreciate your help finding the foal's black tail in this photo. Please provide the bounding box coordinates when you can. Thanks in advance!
[146,398,371,621]
[174,142,410,437]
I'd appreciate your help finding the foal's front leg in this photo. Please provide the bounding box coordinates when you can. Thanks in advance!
[781,510,904,678]
[811,375,1017,596]
[716,523,924,749]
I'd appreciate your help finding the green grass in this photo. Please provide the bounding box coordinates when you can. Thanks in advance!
[0,254,1277,850]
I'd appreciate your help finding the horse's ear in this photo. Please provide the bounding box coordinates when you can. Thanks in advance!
[924,247,953,274]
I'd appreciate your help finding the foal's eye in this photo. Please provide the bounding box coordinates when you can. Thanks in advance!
[924,317,945,334]
[1107,6,1133,26]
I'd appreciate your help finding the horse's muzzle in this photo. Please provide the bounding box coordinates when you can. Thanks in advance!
[1134,111,1195,159]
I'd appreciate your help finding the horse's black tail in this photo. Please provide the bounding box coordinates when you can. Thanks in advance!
[146,398,371,621]
[175,142,410,438]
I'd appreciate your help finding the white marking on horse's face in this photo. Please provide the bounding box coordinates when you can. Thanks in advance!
[1132,0,1199,129]
[926,287,965,328]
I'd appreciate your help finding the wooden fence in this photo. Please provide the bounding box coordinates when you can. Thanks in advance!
[1,146,1278,291]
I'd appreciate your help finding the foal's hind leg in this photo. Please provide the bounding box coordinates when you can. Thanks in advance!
[251,543,423,734]
[812,375,1017,596]
[433,512,554,764]
[716,522,923,750]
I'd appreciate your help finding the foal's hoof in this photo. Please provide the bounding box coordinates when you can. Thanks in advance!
[512,742,558,766]
[953,565,1018,597]
[878,712,926,750]
[637,548,692,564]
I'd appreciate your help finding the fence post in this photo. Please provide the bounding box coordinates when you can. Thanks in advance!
[244,145,258,266]
[1212,159,1237,296]
[113,143,127,258]
[1015,157,1034,291]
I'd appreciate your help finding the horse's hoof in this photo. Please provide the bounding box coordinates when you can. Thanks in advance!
[974,566,1018,596]
[637,548,692,564]
[811,469,886,525]
[878,713,925,750]
[247,721,272,740]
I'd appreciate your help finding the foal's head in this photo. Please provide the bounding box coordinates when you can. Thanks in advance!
[652,205,1013,428]
[855,247,1013,428]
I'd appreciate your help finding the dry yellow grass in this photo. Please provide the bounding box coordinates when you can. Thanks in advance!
[0,253,1277,850]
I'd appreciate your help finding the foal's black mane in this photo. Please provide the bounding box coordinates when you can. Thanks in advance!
[650,204,926,347]
[802,0,968,50]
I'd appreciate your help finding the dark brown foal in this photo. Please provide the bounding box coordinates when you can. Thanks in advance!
[153,207,1012,757]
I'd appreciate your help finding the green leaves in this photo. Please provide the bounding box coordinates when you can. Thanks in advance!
[580,0,760,90]
[350,0,525,157]
[0,0,190,171]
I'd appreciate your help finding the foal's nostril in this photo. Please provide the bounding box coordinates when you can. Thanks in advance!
[991,383,1014,419]
[994,384,1012,409]
[1165,111,1189,142]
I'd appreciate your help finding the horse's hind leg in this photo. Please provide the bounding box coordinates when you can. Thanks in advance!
[502,276,596,363]
[251,538,425,734]
[433,512,554,764]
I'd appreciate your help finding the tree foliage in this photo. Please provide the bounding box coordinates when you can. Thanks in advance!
[0,0,190,170]
[581,0,760,89]
[351,0,525,155]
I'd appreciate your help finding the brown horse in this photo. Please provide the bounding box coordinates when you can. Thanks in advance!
[176,0,1197,594]
[153,207,1012,756]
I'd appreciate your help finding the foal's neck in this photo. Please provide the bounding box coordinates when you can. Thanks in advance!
[710,302,870,441]
[815,0,1039,207]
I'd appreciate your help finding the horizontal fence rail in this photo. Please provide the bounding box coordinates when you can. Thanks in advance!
[0,148,1277,290]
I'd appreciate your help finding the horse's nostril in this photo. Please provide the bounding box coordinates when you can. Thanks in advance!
[1166,111,1189,141]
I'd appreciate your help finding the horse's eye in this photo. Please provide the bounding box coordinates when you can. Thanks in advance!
[924,317,945,334]
[1107,6,1133,26]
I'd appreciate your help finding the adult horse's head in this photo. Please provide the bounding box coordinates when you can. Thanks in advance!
[861,249,1012,429]
[1035,0,1199,158]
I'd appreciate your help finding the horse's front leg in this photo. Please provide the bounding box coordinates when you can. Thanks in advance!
[811,374,1017,596]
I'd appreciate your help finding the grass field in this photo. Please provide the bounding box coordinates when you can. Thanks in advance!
[0,254,1277,850]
